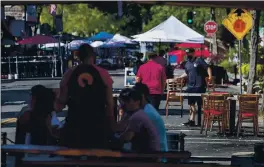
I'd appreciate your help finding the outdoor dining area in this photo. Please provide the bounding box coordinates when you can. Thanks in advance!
[162,77,262,137]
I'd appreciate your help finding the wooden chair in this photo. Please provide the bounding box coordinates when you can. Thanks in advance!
[200,94,229,135]
[165,78,185,118]
[237,94,260,137]
[208,92,231,131]
[205,77,216,92]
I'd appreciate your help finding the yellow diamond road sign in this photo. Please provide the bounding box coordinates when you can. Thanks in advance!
[222,9,253,40]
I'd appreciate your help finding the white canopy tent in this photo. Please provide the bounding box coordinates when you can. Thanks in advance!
[132,15,204,43]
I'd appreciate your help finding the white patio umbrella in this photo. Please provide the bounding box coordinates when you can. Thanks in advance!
[90,41,104,47]
[110,34,136,44]
[41,42,65,49]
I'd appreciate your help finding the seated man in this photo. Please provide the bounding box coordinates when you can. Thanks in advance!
[117,88,160,153]
[133,83,168,152]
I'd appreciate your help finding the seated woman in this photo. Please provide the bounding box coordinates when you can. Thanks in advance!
[16,85,59,145]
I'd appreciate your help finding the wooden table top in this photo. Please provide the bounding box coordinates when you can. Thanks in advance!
[2,144,191,159]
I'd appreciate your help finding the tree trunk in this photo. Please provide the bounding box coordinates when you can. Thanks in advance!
[247,10,261,94]
[211,7,218,55]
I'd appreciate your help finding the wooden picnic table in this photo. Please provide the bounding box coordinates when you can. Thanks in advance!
[2,144,191,167]
[1,144,191,159]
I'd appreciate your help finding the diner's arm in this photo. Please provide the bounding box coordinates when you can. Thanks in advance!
[161,67,167,91]
[119,131,135,142]
[136,66,143,83]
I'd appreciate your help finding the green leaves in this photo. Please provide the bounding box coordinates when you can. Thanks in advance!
[39,4,123,36]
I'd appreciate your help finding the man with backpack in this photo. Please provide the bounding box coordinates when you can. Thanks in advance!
[55,44,115,149]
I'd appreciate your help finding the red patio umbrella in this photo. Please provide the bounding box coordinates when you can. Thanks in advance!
[17,35,58,45]
[176,43,207,49]
[194,49,211,58]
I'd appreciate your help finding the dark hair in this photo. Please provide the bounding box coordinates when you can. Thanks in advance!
[29,85,55,145]
[159,50,165,56]
[78,43,95,62]
[133,83,150,99]
[147,52,157,59]
[119,88,141,102]
[187,48,195,54]
[31,85,55,113]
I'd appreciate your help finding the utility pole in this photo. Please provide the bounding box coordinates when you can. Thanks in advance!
[211,7,218,55]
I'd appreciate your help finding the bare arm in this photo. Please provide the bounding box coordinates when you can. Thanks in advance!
[179,72,187,79]
[207,67,213,80]
[161,67,167,91]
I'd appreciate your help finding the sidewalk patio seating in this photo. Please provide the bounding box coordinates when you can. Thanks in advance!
[165,78,185,118]
[200,94,229,135]
[237,94,260,137]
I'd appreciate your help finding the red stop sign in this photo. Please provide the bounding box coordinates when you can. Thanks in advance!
[204,21,218,34]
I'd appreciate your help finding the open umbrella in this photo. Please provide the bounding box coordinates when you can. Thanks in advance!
[17,35,57,45]
[109,34,136,44]
[194,50,211,58]
[90,41,104,48]
[100,42,126,48]
[88,32,114,41]
[41,42,65,49]
[176,43,207,48]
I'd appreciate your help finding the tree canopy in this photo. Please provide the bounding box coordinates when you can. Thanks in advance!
[40,4,124,37]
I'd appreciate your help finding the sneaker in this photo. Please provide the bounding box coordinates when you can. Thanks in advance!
[182,120,195,126]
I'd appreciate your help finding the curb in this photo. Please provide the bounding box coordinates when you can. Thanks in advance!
[1,73,125,82]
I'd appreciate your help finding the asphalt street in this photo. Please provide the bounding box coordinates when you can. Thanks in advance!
[1,72,264,158]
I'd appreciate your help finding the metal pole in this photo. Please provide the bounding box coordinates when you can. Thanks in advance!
[59,36,63,76]
[238,40,243,94]
[16,55,18,74]
[8,56,11,74]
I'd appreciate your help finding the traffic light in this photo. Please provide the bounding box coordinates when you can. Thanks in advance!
[187,11,193,25]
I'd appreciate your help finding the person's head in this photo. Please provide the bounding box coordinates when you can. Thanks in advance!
[133,83,150,106]
[159,50,165,57]
[186,48,195,61]
[147,52,157,60]
[174,47,179,50]
[119,88,142,113]
[78,44,96,64]
[137,53,143,60]
[30,85,55,115]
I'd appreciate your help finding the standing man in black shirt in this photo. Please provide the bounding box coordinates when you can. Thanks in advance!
[176,48,212,126]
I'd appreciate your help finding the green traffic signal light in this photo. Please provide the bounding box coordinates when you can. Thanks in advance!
[187,19,193,24]
[187,11,193,25]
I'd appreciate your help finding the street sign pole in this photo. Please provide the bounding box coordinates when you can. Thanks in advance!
[238,40,243,94]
